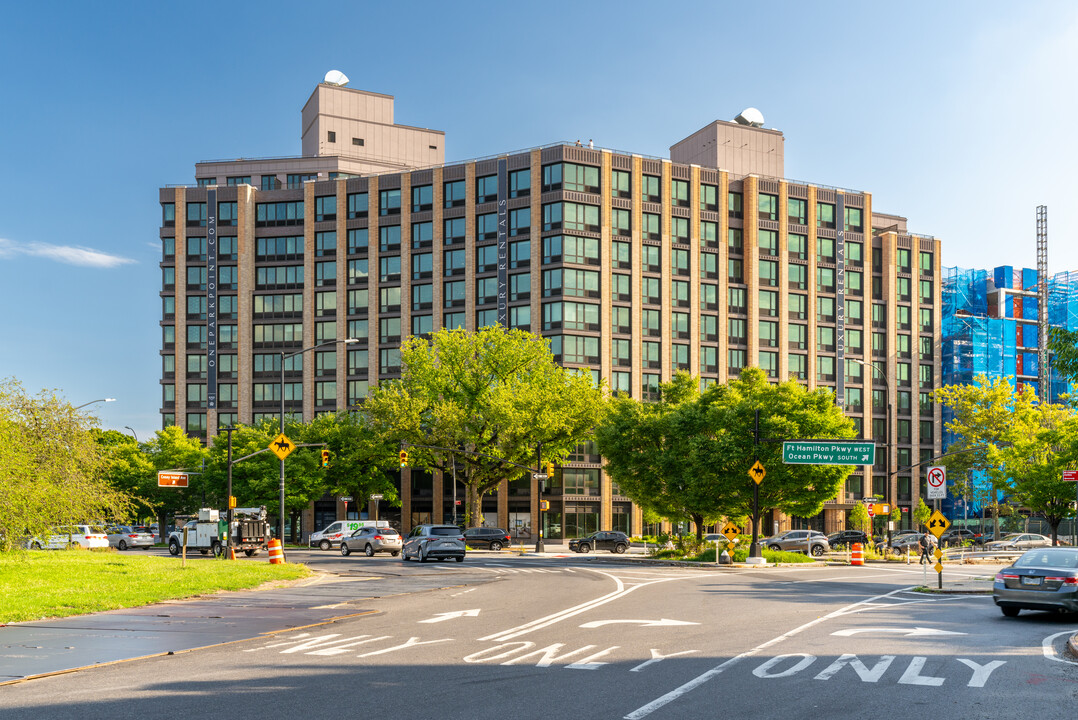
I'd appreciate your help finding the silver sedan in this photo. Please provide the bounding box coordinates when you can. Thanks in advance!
[106,525,155,550]
[985,533,1052,551]
[993,547,1078,616]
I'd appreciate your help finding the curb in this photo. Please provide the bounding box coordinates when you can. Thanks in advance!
[1069,633,1078,659]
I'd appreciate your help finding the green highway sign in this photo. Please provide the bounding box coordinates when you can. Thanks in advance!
[782,441,876,466]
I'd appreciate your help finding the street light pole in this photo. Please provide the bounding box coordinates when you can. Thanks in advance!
[74,398,116,410]
[124,426,138,442]
[278,338,358,544]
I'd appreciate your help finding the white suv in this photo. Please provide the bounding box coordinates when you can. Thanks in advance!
[27,525,109,550]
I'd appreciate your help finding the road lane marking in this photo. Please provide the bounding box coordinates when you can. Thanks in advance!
[630,649,699,672]
[832,627,966,637]
[418,609,480,623]
[813,654,895,681]
[580,619,699,629]
[624,585,916,719]
[1041,629,1078,665]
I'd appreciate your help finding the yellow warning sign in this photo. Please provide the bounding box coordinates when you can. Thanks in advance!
[933,562,943,573]
[269,433,296,461]
[720,522,741,541]
[748,460,766,485]
[926,510,950,539]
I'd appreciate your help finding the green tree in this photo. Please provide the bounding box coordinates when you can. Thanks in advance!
[1049,327,1078,389]
[913,498,932,528]
[95,429,155,520]
[365,327,605,527]
[848,504,871,535]
[306,411,401,516]
[0,379,138,550]
[142,425,209,533]
[595,373,724,538]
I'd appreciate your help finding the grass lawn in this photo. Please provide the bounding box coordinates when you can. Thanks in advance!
[0,549,310,623]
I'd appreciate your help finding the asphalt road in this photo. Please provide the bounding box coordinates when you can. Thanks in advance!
[1,553,1076,719]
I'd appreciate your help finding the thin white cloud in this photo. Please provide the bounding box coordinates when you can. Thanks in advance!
[0,237,135,268]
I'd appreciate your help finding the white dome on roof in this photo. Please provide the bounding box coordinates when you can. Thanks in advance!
[734,108,765,127]
[324,70,350,86]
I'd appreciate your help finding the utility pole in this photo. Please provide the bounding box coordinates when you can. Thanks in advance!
[224,426,235,558]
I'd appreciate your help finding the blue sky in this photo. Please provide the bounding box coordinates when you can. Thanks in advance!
[2,1,1077,441]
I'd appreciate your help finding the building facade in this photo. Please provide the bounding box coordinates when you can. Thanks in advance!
[159,80,941,539]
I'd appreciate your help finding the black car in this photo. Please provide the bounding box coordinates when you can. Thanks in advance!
[827,530,869,550]
[993,547,1078,617]
[939,528,984,547]
[463,527,511,550]
[568,531,629,554]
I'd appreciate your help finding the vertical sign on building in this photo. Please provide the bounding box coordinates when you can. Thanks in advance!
[497,158,508,326]
[835,193,845,408]
[206,188,218,410]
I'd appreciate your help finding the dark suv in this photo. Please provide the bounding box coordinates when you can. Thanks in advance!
[463,527,511,550]
[569,531,629,554]
[827,530,869,550]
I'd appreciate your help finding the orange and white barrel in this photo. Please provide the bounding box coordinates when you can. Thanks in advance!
[268,538,284,565]
[851,542,864,566]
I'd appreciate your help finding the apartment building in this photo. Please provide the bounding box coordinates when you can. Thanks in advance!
[159,79,941,539]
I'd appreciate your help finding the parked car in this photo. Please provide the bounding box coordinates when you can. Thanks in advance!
[463,527,512,550]
[939,528,984,547]
[310,520,386,550]
[827,530,870,550]
[26,525,109,550]
[340,526,402,557]
[761,530,829,557]
[993,547,1078,617]
[401,524,466,563]
[106,525,155,550]
[568,531,630,554]
[986,533,1052,551]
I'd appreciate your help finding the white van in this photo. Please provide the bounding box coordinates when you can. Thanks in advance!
[311,520,388,550]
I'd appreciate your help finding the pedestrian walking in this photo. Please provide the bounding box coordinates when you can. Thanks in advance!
[918,531,934,565]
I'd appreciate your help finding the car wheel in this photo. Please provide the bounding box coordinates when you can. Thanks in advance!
[768,544,781,551]
[811,545,825,557]
[614,543,627,554]
[168,540,180,556]
[456,555,464,562]
[118,540,128,551]
[490,541,503,551]
[391,551,400,557]
[419,548,427,563]
[319,539,331,551]
[245,549,258,557]
[340,543,351,557]
[401,549,409,561]
[31,542,42,550]
[364,544,375,557]
[211,542,223,558]
[580,543,591,553]
[1001,607,1020,618]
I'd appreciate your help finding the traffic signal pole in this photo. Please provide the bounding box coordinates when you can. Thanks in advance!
[749,409,761,560]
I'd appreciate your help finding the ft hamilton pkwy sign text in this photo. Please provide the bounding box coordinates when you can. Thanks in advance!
[782,441,876,466]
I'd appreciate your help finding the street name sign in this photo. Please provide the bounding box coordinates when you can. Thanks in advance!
[926,465,947,500]
[157,471,189,488]
[1064,471,1078,482]
[782,441,875,465]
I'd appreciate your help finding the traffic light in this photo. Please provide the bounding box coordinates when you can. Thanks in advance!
[546,462,554,476]
[321,449,330,467]
[399,450,409,468]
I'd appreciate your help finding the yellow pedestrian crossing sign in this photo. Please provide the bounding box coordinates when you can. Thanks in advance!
[933,562,943,573]
[269,433,296,461]
[748,460,766,485]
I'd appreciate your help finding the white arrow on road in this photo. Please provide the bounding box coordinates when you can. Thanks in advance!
[579,618,700,629]
[418,609,481,624]
[832,627,967,637]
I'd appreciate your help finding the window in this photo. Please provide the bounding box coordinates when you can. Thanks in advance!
[475,175,498,204]
[759,260,778,287]
[643,213,661,240]
[642,277,661,305]
[315,195,337,222]
[476,244,498,273]
[444,249,466,276]
[510,169,531,198]
[352,137,365,147]
[789,263,807,290]
[348,289,368,315]
[348,380,369,405]
[380,348,401,374]
[844,207,863,232]
[611,370,631,395]
[700,283,717,311]
[260,175,280,190]
[509,207,530,236]
[186,203,207,227]
[287,173,317,188]
[701,220,718,248]
[315,320,336,343]
[315,231,336,257]
[788,233,807,259]
[671,248,689,277]
[476,308,498,328]
[728,228,743,253]
[348,192,369,218]
[611,306,631,334]
[758,229,778,256]
[788,197,807,225]
[817,267,835,292]
[348,318,369,342]
[920,336,934,359]
[897,248,911,271]
[846,328,863,352]
[444,217,466,244]
[728,287,746,313]
[379,189,401,216]
[642,341,661,369]
[510,272,530,301]
[412,221,433,249]
[920,280,933,302]
[543,268,599,299]
[444,280,465,308]
[347,258,369,284]
[643,175,660,203]
[758,193,777,221]
[509,305,530,330]
[412,184,433,212]
[897,276,911,300]
[550,335,600,364]
[759,321,778,347]
[728,349,746,374]
[728,191,743,219]
[700,251,718,279]
[920,251,933,274]
[671,179,689,208]
[846,299,863,322]
[671,217,689,243]
[611,208,631,237]
[544,235,599,265]
[444,180,465,208]
[789,354,807,380]
[671,280,689,308]
[379,256,400,283]
[728,318,747,344]
[848,270,863,293]
[699,183,718,212]
[510,240,530,268]
[347,228,368,253]
[817,326,835,352]
[379,225,401,252]
[476,277,498,305]
[162,203,175,227]
[412,283,433,311]
[256,201,303,227]
[379,317,401,343]
[789,323,807,350]
[611,169,631,199]
[760,351,778,378]
[816,202,835,229]
[563,163,600,194]
[919,364,934,389]
[187,237,207,261]
[347,348,370,376]
[728,258,743,283]
[253,294,302,317]
[920,308,933,331]
[672,343,690,370]
[611,274,631,302]
[789,293,807,320]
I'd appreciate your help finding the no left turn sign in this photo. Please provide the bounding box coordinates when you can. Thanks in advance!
[926,465,947,500]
